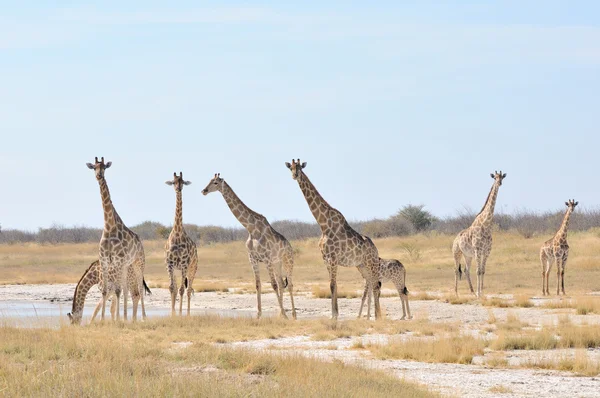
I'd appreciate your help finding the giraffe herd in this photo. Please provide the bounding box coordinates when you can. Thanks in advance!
[68,158,578,324]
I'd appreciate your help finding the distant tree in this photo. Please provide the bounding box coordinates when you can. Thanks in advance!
[396,204,437,232]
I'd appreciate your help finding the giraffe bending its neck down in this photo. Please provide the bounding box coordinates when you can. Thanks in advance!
[67,260,151,325]
[286,159,382,320]
[165,172,198,316]
[202,174,296,319]
[86,157,147,321]
[452,171,506,298]
[358,258,412,320]
[540,199,578,296]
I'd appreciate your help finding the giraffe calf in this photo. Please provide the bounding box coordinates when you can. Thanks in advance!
[358,258,412,320]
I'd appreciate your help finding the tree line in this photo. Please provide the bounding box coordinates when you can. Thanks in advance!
[1,205,599,245]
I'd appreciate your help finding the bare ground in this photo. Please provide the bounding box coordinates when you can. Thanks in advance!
[1,283,600,397]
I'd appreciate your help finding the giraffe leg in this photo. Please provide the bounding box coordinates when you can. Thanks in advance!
[282,254,296,320]
[179,269,186,316]
[358,282,369,319]
[561,255,568,295]
[367,284,373,320]
[91,299,102,323]
[168,263,177,316]
[110,296,117,321]
[121,266,129,321]
[373,278,382,320]
[327,263,339,320]
[395,281,407,320]
[453,249,463,296]
[286,275,297,320]
[267,263,287,319]
[186,257,198,316]
[114,289,121,321]
[250,259,262,319]
[556,258,562,296]
[464,257,475,296]
[540,250,548,295]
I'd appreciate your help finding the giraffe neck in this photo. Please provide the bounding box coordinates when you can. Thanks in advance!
[71,261,100,316]
[472,181,500,229]
[555,208,573,240]
[172,190,184,234]
[220,181,262,233]
[297,173,334,230]
[97,177,120,231]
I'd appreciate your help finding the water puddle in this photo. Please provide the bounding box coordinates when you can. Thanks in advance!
[0,300,259,328]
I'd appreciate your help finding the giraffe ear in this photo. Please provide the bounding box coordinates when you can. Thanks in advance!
[490,173,494,179]
[565,202,569,207]
[285,162,292,169]
[183,181,192,185]
[86,163,94,169]
[105,161,112,169]
[301,162,307,169]
[165,181,174,186]
[575,201,579,206]
[502,173,507,178]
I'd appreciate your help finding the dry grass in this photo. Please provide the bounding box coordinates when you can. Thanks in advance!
[3,231,600,296]
[0,317,437,398]
[488,385,513,394]
[368,335,487,364]
[543,296,600,315]
[524,351,600,376]
[311,285,362,299]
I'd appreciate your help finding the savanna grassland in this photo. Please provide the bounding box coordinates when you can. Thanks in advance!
[1,231,600,396]
[2,230,600,294]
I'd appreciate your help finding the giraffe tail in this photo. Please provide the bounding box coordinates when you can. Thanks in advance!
[402,286,409,295]
[184,277,189,289]
[458,264,463,280]
[282,277,289,289]
[143,278,152,295]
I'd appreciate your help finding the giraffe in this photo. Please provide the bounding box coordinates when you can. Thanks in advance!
[540,199,578,296]
[165,172,198,316]
[358,258,412,320]
[286,159,382,320]
[86,157,147,321]
[202,173,296,319]
[453,171,506,298]
[67,260,151,325]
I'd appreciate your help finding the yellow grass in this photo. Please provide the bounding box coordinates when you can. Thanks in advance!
[0,317,437,398]
[524,351,600,376]
[2,231,600,297]
[368,335,487,364]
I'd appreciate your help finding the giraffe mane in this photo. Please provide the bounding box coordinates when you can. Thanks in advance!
[71,260,99,313]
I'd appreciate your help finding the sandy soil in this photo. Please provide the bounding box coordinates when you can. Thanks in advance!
[1,283,600,397]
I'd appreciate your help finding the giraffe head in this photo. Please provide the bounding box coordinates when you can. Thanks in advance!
[86,157,112,180]
[202,173,224,195]
[285,159,307,180]
[565,199,578,211]
[67,310,82,326]
[165,172,191,192]
[490,170,507,186]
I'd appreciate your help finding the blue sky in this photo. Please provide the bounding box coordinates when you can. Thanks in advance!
[1,1,599,230]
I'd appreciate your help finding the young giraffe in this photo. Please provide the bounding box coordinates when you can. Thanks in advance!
[286,159,382,320]
[67,260,151,325]
[165,172,198,316]
[202,173,296,319]
[540,199,578,296]
[86,157,147,321]
[358,258,412,320]
[453,171,506,298]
